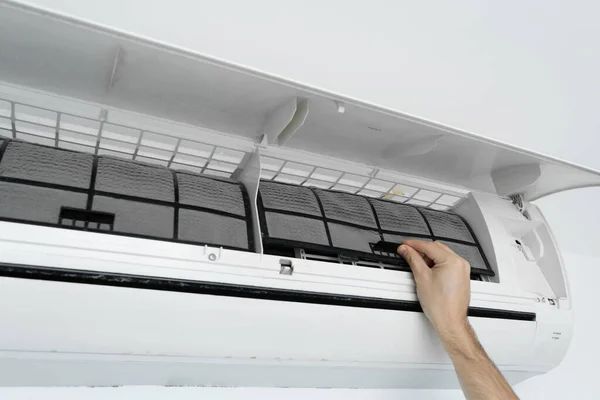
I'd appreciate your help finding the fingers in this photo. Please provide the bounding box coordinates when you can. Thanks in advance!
[434,241,454,253]
[422,254,435,268]
[402,239,454,263]
[398,244,431,282]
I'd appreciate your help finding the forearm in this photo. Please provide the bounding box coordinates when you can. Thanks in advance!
[398,241,518,399]
[440,321,518,400]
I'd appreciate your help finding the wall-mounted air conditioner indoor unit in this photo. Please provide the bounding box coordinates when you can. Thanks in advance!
[0,0,598,389]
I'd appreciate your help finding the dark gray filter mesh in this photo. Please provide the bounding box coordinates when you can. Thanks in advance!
[258,182,491,276]
[0,181,87,223]
[328,223,381,253]
[314,189,377,228]
[371,199,430,235]
[260,181,322,216]
[92,195,174,238]
[0,139,253,251]
[0,141,93,188]
[419,208,474,243]
[95,157,174,202]
[440,241,487,273]
[179,209,248,248]
[265,212,329,245]
[178,173,245,216]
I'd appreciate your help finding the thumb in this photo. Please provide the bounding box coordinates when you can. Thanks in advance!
[398,245,431,283]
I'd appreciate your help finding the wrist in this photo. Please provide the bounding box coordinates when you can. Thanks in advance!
[436,318,469,342]
[436,320,485,361]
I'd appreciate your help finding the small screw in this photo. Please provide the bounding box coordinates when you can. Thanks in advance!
[208,253,217,261]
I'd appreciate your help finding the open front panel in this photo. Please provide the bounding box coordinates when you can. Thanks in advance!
[258,180,493,276]
[0,139,253,251]
[1,2,600,202]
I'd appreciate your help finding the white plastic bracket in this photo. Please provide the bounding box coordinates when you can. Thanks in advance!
[237,148,263,253]
[491,164,542,197]
[277,98,309,145]
[260,97,310,146]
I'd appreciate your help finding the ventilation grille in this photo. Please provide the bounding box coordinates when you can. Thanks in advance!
[0,99,245,179]
[0,139,252,251]
[258,180,493,276]
[259,155,463,210]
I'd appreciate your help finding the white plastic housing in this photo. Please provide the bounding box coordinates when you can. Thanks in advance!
[0,191,572,388]
[0,0,589,389]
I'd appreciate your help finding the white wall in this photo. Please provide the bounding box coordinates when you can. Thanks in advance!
[2,0,600,398]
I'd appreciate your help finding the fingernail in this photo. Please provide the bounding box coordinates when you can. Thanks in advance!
[398,245,408,256]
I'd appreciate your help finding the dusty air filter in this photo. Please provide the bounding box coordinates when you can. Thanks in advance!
[258,180,493,276]
[0,139,253,251]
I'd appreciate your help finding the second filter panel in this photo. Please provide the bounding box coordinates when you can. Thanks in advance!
[257,180,493,276]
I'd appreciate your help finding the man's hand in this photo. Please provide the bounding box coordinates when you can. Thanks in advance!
[397,239,470,338]
[398,239,519,399]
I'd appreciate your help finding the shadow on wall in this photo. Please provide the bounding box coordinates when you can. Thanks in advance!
[534,187,600,258]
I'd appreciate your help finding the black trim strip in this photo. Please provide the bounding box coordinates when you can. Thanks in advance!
[84,156,99,228]
[0,263,535,322]
[0,176,89,192]
[367,197,395,245]
[414,206,436,240]
[256,191,269,238]
[371,241,403,254]
[308,187,333,246]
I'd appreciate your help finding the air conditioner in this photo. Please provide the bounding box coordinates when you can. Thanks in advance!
[0,1,598,389]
